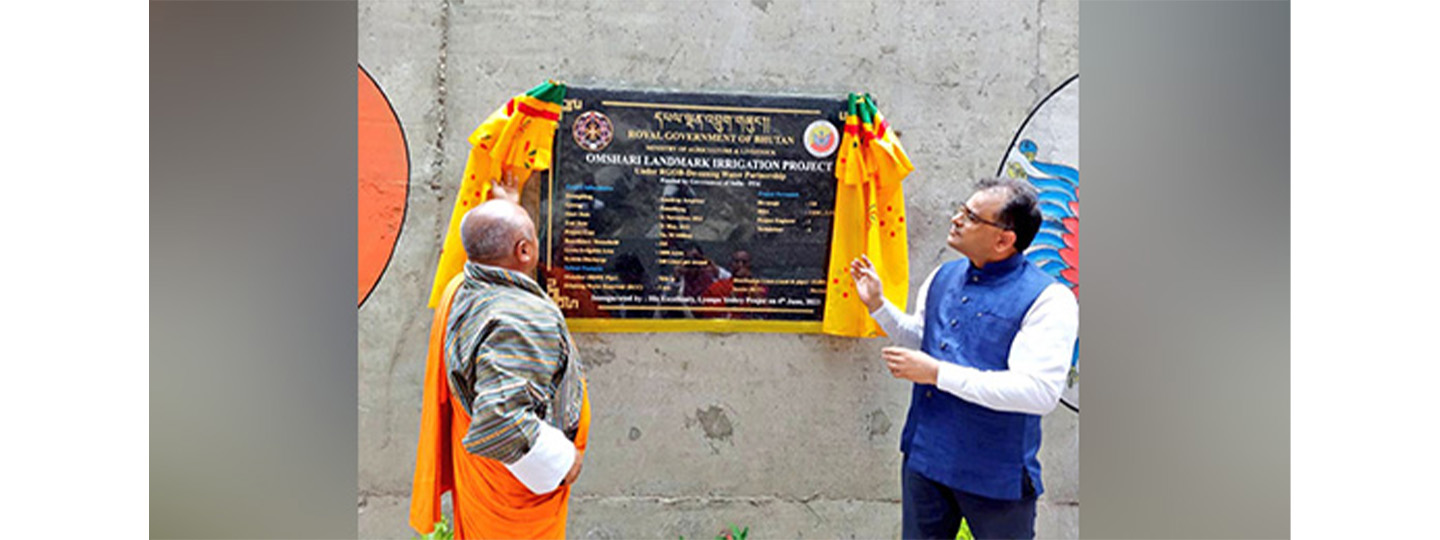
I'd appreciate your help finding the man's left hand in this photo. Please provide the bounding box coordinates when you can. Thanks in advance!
[882,347,940,385]
[561,450,584,487]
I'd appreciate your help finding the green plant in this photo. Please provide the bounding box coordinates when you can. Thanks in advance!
[956,517,973,540]
[679,523,748,540]
[414,517,453,540]
[720,523,748,540]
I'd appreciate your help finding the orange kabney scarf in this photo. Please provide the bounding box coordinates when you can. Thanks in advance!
[410,274,592,539]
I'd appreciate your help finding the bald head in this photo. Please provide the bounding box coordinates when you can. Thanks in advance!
[460,199,538,273]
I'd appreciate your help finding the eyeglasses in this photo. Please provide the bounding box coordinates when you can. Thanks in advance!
[957,205,1011,230]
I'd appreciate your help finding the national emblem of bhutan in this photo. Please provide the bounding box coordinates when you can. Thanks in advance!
[358,65,410,307]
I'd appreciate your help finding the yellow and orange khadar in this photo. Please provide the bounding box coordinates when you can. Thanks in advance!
[426,81,567,307]
[822,93,915,337]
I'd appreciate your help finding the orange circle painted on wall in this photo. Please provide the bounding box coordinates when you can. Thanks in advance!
[358,65,409,307]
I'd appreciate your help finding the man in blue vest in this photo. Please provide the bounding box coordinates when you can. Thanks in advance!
[850,177,1078,539]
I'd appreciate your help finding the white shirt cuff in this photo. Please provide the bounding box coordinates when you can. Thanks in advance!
[504,422,577,495]
[870,300,892,320]
[935,361,972,397]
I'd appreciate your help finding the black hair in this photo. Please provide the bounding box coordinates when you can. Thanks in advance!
[974,177,1042,252]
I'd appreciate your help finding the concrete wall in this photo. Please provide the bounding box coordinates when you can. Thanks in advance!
[359,1,1079,538]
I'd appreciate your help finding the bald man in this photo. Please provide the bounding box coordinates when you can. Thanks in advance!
[412,197,591,540]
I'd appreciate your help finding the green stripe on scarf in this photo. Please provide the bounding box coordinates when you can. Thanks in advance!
[525,80,568,105]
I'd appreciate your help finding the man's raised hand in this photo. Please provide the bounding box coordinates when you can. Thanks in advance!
[848,254,884,312]
[490,169,522,203]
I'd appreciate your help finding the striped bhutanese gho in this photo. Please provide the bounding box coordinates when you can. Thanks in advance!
[446,261,585,463]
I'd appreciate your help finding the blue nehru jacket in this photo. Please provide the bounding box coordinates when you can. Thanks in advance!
[899,252,1056,501]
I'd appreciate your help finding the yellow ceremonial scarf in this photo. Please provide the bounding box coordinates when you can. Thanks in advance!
[427,81,567,307]
[822,94,915,337]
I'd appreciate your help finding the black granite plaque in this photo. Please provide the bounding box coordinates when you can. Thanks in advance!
[536,86,846,328]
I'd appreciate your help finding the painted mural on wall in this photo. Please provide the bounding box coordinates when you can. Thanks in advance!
[998,74,1079,412]
[358,65,410,307]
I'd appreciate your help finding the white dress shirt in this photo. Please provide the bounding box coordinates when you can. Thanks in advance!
[870,264,1078,415]
[504,422,577,494]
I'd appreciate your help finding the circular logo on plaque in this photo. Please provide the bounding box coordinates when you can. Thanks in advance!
[572,110,613,152]
[803,119,839,158]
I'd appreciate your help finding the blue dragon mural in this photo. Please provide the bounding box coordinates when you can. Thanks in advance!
[999,74,1079,412]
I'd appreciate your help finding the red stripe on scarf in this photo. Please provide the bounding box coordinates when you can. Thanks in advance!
[860,123,877,143]
[516,100,560,121]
